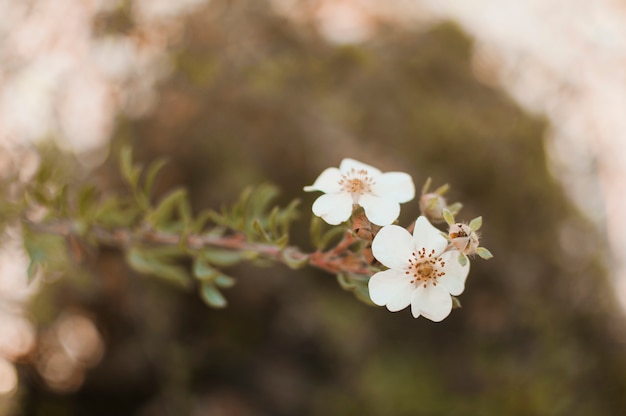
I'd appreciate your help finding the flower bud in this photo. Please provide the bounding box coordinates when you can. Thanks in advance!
[420,193,447,222]
[448,223,479,255]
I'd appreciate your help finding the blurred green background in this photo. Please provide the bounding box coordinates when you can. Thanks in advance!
[10,1,626,415]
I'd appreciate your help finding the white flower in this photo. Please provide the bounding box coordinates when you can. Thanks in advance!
[303,158,415,226]
[368,216,470,321]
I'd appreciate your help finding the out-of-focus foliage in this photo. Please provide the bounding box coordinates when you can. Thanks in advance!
[8,0,626,415]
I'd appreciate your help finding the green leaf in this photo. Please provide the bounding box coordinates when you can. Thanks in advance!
[275,199,300,235]
[201,249,247,267]
[310,216,324,249]
[421,177,432,195]
[191,210,216,233]
[457,253,468,267]
[199,283,227,308]
[24,236,45,283]
[447,202,463,216]
[476,247,494,260]
[193,257,219,280]
[93,197,141,228]
[274,233,289,249]
[142,158,168,198]
[119,146,141,188]
[353,284,374,306]
[336,273,375,305]
[434,183,450,195]
[451,296,462,309]
[214,274,236,288]
[337,273,357,290]
[148,188,189,230]
[77,185,98,219]
[282,248,308,270]
[23,231,67,283]
[247,184,280,220]
[267,206,280,237]
[252,219,273,242]
[319,226,346,250]
[126,248,191,289]
[426,196,439,211]
[28,187,51,206]
[469,216,483,231]
[442,209,455,226]
[53,185,69,215]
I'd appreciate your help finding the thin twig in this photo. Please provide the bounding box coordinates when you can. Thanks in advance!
[26,220,374,276]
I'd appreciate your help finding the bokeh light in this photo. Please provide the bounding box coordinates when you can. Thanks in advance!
[0,358,17,396]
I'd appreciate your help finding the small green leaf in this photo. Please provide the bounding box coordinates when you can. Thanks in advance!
[191,210,216,233]
[427,197,439,211]
[148,188,188,229]
[143,158,168,198]
[201,249,247,267]
[310,216,324,248]
[476,247,493,260]
[94,197,141,228]
[268,206,280,237]
[457,253,468,267]
[275,199,300,235]
[252,219,273,242]
[77,185,98,218]
[24,237,45,283]
[214,274,236,288]
[442,209,455,226]
[193,257,219,280]
[451,296,462,309]
[353,283,374,306]
[274,233,289,249]
[319,226,346,250]
[119,146,141,188]
[22,230,68,283]
[126,248,190,289]
[447,202,463,216]
[421,177,432,195]
[337,273,357,290]
[53,185,69,215]
[469,216,483,231]
[434,183,450,195]
[282,248,308,270]
[200,283,227,308]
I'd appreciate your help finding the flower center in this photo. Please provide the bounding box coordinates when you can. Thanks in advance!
[405,247,446,288]
[338,168,374,196]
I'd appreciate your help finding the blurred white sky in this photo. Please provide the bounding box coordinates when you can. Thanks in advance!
[1,2,626,380]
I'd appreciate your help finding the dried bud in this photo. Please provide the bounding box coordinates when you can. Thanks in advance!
[449,223,479,255]
[352,212,376,241]
[420,193,447,222]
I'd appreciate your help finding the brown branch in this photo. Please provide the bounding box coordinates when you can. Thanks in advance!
[26,220,374,276]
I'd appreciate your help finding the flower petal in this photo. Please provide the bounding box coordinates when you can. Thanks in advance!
[372,172,415,203]
[371,225,415,269]
[368,269,413,311]
[437,251,470,296]
[303,167,343,193]
[359,193,400,226]
[311,193,353,225]
[412,216,448,255]
[339,158,382,177]
[411,284,453,322]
